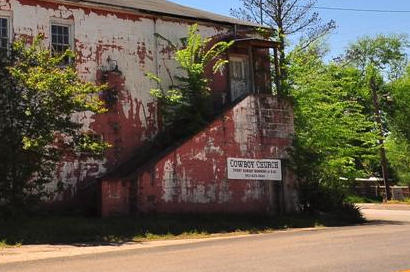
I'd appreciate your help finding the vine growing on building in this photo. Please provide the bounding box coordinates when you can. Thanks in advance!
[147,24,233,138]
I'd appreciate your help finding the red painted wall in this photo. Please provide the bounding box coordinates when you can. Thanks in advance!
[101,94,298,216]
[100,178,131,216]
[92,71,158,170]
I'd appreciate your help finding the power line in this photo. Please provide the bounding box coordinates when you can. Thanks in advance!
[310,6,410,13]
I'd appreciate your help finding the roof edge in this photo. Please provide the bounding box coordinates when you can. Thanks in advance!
[54,0,269,29]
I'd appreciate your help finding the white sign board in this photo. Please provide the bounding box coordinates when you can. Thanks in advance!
[227,158,282,181]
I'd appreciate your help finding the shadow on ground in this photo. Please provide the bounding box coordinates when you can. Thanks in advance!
[0,212,364,247]
[364,220,409,226]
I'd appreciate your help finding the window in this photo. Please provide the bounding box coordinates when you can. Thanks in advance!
[231,61,244,80]
[51,24,71,54]
[0,17,9,51]
[231,59,248,80]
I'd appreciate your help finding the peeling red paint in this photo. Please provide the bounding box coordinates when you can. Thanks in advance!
[159,45,175,60]
[0,0,11,9]
[6,0,297,215]
[16,0,143,22]
[136,42,153,66]
[14,33,34,44]
[91,71,158,171]
[101,178,131,216]
[95,44,124,66]
[101,95,297,216]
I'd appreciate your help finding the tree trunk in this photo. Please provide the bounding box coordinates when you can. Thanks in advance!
[275,0,287,97]
[370,75,391,201]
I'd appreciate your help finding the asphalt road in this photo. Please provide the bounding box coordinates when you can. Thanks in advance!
[2,207,410,272]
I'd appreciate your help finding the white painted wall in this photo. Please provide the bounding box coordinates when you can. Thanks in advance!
[0,0,231,199]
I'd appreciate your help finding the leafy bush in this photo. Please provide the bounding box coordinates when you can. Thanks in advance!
[0,35,108,214]
[148,24,233,138]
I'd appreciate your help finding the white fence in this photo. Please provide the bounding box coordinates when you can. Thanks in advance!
[355,185,410,201]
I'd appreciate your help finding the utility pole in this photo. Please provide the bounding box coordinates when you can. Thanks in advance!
[370,75,391,202]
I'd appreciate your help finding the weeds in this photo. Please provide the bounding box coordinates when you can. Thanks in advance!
[0,213,364,247]
[345,194,383,204]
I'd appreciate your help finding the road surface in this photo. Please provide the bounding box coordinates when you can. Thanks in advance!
[2,206,410,272]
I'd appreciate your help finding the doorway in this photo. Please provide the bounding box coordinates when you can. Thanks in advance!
[229,56,249,102]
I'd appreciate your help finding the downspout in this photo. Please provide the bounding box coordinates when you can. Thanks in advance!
[248,46,255,94]
[273,46,281,95]
[154,18,159,78]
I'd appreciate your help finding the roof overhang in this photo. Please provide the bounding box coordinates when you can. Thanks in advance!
[233,38,280,49]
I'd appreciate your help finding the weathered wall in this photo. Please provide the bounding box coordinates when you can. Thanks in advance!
[2,0,295,215]
[101,94,298,216]
[0,0,232,200]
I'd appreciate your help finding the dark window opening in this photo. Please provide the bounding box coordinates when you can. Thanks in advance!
[51,24,71,63]
[0,17,9,52]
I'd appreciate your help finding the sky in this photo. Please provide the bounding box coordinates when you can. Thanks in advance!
[171,0,410,59]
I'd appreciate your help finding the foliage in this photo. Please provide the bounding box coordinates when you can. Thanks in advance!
[388,66,410,139]
[385,136,410,185]
[345,34,409,80]
[288,42,379,211]
[344,35,409,190]
[290,43,377,180]
[292,35,409,206]
[345,194,383,204]
[343,35,409,141]
[344,35,409,114]
[0,35,108,213]
[148,24,233,137]
[385,66,410,185]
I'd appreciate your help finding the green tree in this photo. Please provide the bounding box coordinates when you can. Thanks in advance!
[385,66,410,185]
[0,36,108,213]
[388,66,410,139]
[344,34,409,200]
[385,136,410,186]
[345,35,408,80]
[289,42,377,211]
[148,24,233,137]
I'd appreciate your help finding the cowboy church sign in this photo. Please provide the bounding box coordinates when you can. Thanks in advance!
[227,158,282,181]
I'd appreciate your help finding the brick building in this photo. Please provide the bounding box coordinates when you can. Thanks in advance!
[0,0,298,216]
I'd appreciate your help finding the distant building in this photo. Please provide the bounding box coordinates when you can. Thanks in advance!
[1,0,298,216]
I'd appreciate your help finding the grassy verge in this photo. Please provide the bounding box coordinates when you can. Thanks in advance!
[0,239,21,248]
[345,194,410,205]
[345,194,383,204]
[0,212,364,247]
